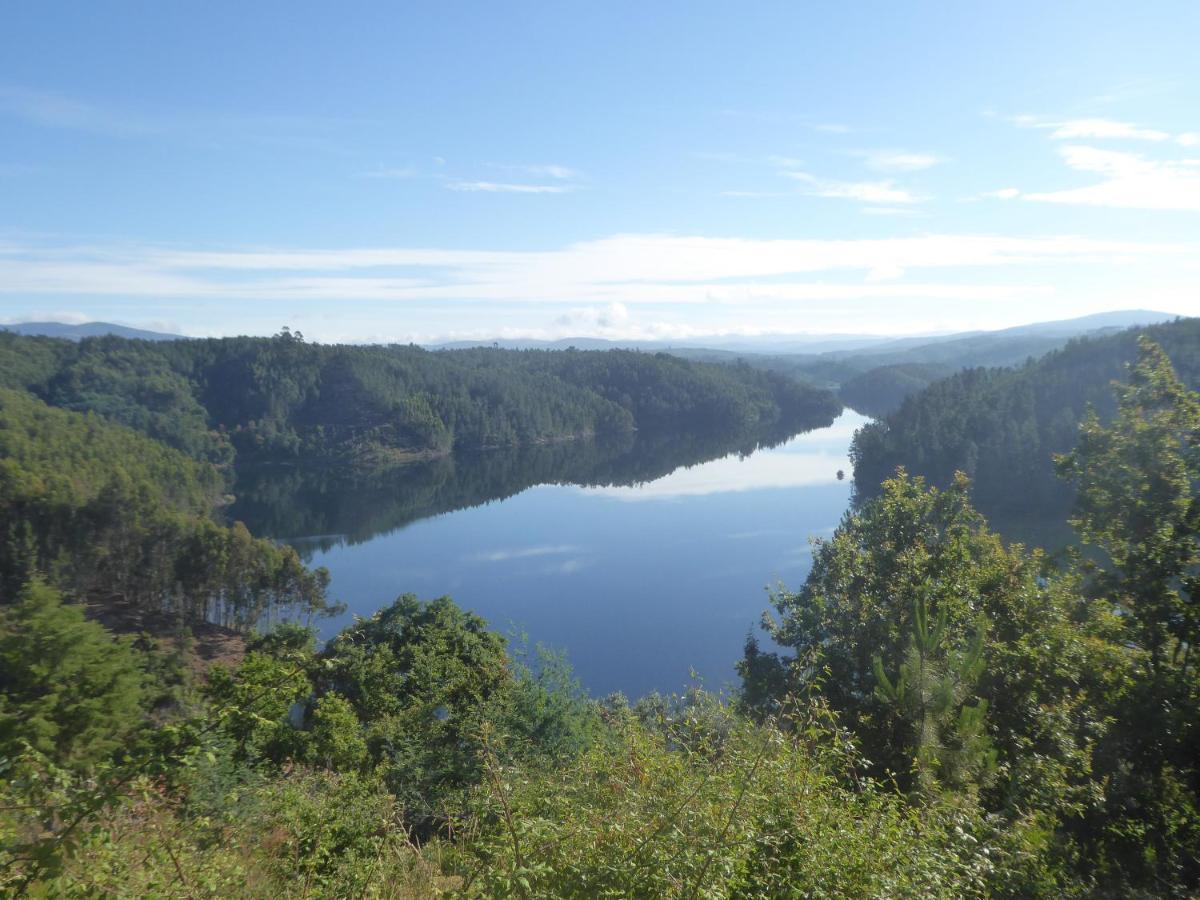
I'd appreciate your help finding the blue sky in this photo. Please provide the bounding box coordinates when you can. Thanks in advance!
[2,1,1199,342]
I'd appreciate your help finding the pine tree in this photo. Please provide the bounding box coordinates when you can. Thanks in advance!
[872,594,995,801]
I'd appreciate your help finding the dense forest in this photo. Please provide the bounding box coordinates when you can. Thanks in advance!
[851,317,1200,529]
[3,330,1200,895]
[0,330,840,467]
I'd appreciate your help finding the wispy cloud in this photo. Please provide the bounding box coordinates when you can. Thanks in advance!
[1000,114,1200,211]
[514,163,577,180]
[469,162,582,190]
[447,180,572,194]
[1020,145,1200,211]
[555,302,630,330]
[861,206,920,216]
[1013,114,1175,142]
[0,84,357,153]
[719,190,787,199]
[1,232,1187,308]
[784,171,924,204]
[1049,118,1170,141]
[719,151,932,203]
[858,150,945,172]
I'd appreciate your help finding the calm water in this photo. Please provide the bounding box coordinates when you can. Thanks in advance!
[234,410,867,699]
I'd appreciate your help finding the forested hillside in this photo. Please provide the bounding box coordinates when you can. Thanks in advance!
[839,362,952,417]
[850,317,1200,524]
[0,388,331,627]
[0,330,840,466]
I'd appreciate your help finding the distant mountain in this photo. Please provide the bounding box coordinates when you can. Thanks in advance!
[1,321,183,341]
[428,311,1175,359]
[814,310,1170,360]
[429,334,903,355]
[431,337,634,352]
[6,309,1176,357]
[993,309,1174,338]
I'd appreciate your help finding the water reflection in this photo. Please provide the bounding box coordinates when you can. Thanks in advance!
[229,414,832,555]
[581,416,864,501]
[232,410,868,698]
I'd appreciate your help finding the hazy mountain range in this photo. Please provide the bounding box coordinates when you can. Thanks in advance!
[1,321,182,341]
[428,310,1175,355]
[3,309,1178,364]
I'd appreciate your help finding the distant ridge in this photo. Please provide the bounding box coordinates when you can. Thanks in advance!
[427,310,1176,356]
[1,321,184,341]
[2,309,1177,350]
[428,334,897,354]
[989,309,1175,338]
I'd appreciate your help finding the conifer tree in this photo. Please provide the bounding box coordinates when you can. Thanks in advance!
[872,595,995,801]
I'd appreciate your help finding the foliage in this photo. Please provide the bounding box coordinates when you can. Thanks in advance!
[872,596,996,802]
[204,650,312,763]
[0,581,144,770]
[500,642,604,762]
[1057,337,1200,664]
[740,470,1134,894]
[306,693,369,771]
[450,693,992,898]
[1055,338,1200,889]
[314,595,512,818]
[15,762,441,898]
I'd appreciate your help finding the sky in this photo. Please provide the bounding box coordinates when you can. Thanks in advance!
[2,1,1200,343]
